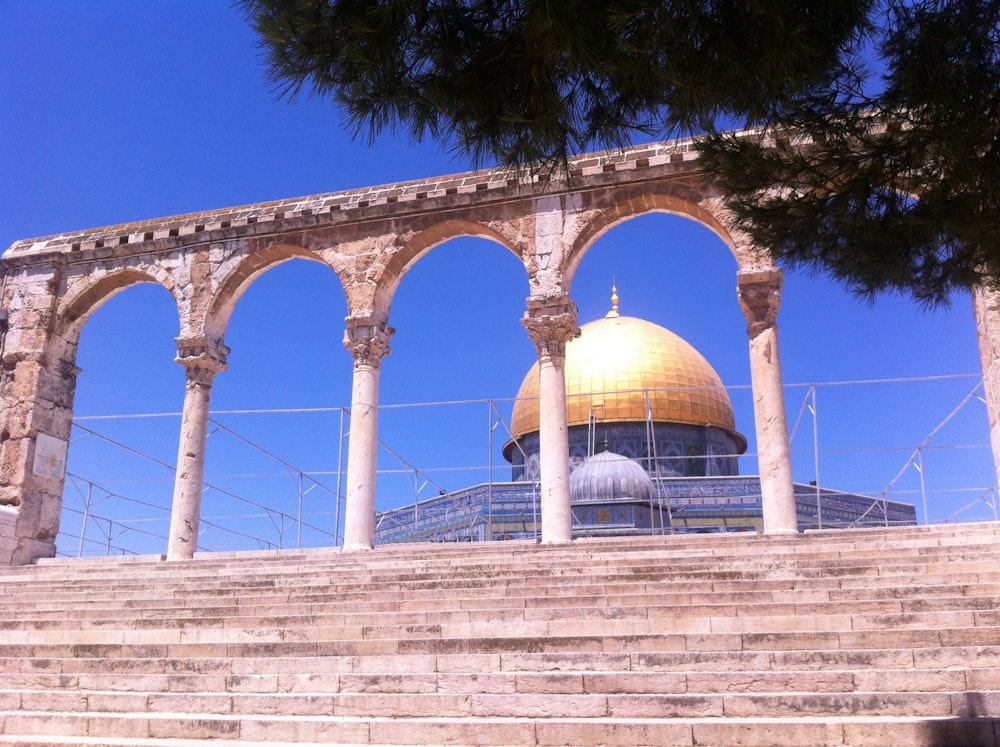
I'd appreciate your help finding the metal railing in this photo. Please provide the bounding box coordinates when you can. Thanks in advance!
[56,375,998,558]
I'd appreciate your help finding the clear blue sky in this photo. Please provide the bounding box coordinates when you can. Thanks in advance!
[2,2,995,555]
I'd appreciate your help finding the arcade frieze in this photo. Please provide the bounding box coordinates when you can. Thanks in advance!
[4,139,703,263]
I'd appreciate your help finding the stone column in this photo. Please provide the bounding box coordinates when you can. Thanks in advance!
[737,268,798,534]
[342,316,393,551]
[972,284,1000,491]
[166,337,228,561]
[522,294,580,543]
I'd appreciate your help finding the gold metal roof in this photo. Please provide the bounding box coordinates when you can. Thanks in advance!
[509,312,744,448]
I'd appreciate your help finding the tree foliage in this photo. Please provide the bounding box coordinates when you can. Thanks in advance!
[697,0,1000,305]
[240,0,871,169]
[242,0,999,305]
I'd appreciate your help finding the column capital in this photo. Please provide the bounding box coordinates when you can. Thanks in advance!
[522,293,580,358]
[343,316,394,367]
[175,335,229,385]
[737,268,784,337]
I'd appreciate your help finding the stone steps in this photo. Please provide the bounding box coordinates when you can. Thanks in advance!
[5,642,999,674]
[3,661,999,693]
[12,564,1000,597]
[0,523,998,744]
[13,540,1000,577]
[11,521,1000,573]
[3,624,999,653]
[3,546,996,578]
[6,566,1000,611]
[7,559,1000,592]
[1,714,998,746]
[1,617,997,649]
[5,593,999,633]
[10,578,1000,613]
[4,583,1000,630]
[4,688,996,718]
[14,540,991,580]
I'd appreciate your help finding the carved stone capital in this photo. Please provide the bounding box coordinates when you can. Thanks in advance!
[343,316,394,368]
[737,268,784,337]
[522,293,580,358]
[175,335,229,385]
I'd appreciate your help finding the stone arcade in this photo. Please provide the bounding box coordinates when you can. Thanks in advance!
[2,133,1000,565]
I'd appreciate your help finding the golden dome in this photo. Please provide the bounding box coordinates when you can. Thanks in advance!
[509,311,745,450]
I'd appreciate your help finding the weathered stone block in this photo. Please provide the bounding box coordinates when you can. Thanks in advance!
[147,715,240,739]
[368,717,536,746]
[535,719,693,746]
[692,720,844,746]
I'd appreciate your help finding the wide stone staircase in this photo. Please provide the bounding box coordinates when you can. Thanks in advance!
[0,522,999,746]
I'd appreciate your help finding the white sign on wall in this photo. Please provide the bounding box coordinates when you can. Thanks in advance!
[32,433,68,480]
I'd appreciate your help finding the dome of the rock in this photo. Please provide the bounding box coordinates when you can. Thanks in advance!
[509,313,739,436]
[504,307,747,465]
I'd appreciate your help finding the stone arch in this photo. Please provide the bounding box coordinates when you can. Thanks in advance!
[204,243,344,343]
[564,188,740,291]
[54,267,178,359]
[372,218,524,323]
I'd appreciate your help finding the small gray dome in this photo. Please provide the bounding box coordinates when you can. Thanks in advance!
[570,450,654,504]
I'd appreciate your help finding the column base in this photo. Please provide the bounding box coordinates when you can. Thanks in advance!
[342,542,375,553]
[762,528,800,536]
[11,536,56,566]
[166,534,198,562]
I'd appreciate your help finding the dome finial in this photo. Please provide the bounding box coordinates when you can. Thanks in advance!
[607,280,620,318]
